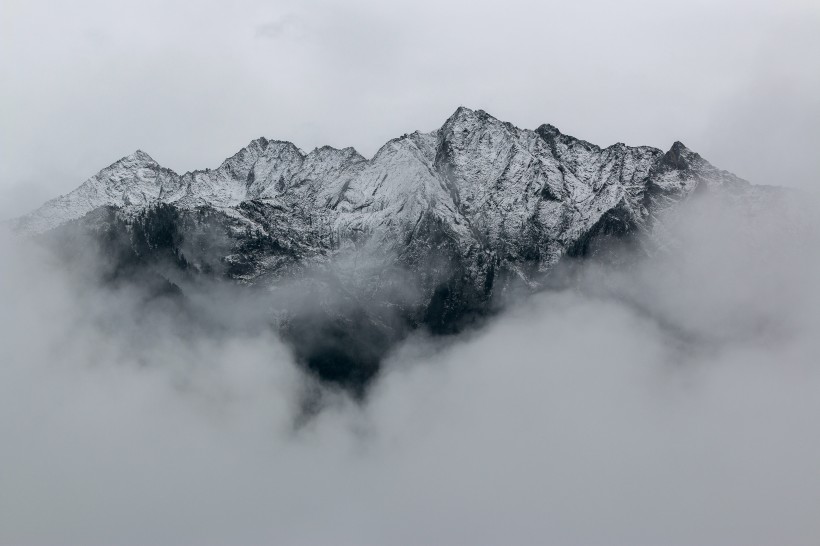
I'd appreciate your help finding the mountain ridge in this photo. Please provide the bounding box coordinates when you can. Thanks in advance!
[15,106,743,236]
[11,107,769,392]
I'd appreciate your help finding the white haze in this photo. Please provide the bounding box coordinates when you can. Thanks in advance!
[1,191,820,546]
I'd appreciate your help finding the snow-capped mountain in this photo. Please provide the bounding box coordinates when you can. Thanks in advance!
[17,107,759,279]
[14,107,771,391]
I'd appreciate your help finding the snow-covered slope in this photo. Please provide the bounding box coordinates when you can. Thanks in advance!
[16,106,759,282]
[15,151,175,233]
[16,107,781,390]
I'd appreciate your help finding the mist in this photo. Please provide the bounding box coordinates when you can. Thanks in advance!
[1,189,820,545]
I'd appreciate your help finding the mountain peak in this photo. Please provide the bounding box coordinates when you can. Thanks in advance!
[441,106,511,139]
[249,137,270,150]
[444,105,499,124]
[660,141,698,171]
[536,123,562,139]
[128,149,156,163]
[452,105,476,117]
[311,144,356,154]
[670,140,690,153]
[103,149,160,171]
[15,107,752,237]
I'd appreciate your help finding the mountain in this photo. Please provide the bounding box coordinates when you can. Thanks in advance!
[13,107,770,393]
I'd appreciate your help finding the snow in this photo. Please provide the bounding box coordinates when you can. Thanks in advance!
[14,107,752,276]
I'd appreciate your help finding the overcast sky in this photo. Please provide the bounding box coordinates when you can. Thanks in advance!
[1,0,818,219]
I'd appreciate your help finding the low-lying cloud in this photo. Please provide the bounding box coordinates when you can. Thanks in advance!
[1,190,819,545]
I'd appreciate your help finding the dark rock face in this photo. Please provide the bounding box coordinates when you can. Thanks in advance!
[17,107,772,393]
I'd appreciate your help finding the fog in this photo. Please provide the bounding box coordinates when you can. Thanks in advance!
[1,189,819,545]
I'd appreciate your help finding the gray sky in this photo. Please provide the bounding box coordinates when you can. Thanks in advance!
[1,0,819,220]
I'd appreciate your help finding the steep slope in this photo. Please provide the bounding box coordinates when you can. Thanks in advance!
[14,107,766,392]
[17,108,749,252]
[14,151,179,233]
[17,107,752,273]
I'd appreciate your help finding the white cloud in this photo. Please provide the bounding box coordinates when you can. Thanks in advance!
[1,190,819,544]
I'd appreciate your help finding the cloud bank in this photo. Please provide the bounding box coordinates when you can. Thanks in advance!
[1,191,819,545]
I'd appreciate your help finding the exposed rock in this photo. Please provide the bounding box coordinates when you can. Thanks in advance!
[14,107,776,392]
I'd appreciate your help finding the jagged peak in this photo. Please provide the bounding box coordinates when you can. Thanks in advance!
[16,107,753,237]
[100,150,160,173]
[659,141,700,171]
[307,145,365,161]
[669,140,696,157]
[535,123,603,154]
[442,106,496,128]
[439,106,523,145]
[245,138,303,157]
[216,138,304,172]
[263,139,303,150]
[249,136,270,149]
[536,123,562,138]
[451,105,476,118]
[125,149,157,164]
